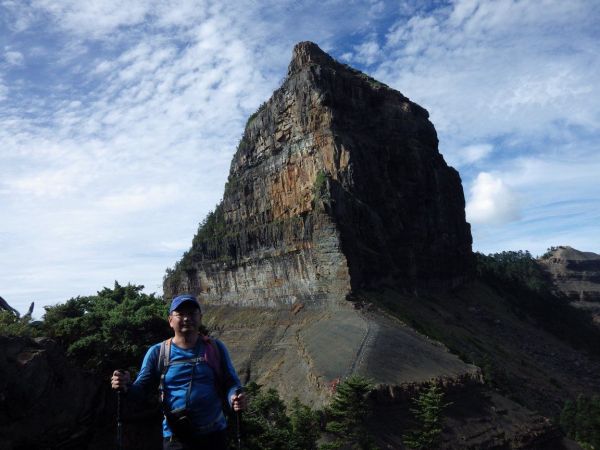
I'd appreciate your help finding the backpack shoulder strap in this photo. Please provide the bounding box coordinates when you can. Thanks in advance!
[158,339,172,372]
[158,339,171,400]
[203,335,236,404]
[202,335,222,379]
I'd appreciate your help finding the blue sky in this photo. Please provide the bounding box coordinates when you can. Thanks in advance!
[1,0,599,316]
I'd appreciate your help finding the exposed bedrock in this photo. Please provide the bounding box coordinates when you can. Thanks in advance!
[203,303,480,407]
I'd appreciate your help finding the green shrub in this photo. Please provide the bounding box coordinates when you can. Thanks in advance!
[560,395,600,449]
[0,311,40,337]
[312,170,329,205]
[42,282,170,375]
[236,382,320,450]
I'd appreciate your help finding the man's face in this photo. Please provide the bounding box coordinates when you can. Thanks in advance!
[168,303,201,334]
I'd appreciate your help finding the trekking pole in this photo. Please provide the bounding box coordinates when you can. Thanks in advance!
[117,390,123,450]
[116,370,125,450]
[235,387,244,450]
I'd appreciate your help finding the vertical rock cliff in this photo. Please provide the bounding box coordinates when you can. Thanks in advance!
[164,41,472,306]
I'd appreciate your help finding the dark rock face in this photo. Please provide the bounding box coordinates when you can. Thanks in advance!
[0,336,102,449]
[0,296,19,316]
[164,41,472,305]
[0,336,163,450]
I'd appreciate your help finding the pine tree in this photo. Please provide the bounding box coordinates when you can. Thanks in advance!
[403,384,452,449]
[321,375,378,450]
[240,383,292,450]
[289,397,320,450]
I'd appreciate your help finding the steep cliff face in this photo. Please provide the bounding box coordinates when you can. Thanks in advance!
[164,41,472,306]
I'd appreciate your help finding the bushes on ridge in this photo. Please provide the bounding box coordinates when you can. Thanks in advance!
[42,281,170,375]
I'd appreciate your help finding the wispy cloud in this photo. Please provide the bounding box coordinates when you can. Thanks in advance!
[4,49,24,65]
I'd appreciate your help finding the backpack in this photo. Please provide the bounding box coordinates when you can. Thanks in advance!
[157,335,232,407]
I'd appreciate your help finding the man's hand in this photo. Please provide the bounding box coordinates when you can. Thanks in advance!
[231,391,247,412]
[111,370,131,392]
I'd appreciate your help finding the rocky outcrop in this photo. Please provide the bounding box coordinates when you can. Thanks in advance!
[0,296,19,316]
[0,336,164,450]
[164,41,472,308]
[0,336,103,449]
[539,246,600,324]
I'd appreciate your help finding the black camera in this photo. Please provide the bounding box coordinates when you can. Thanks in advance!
[165,407,194,441]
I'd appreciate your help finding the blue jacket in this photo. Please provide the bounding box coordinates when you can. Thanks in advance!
[129,338,241,438]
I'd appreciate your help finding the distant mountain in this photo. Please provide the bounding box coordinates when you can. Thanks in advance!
[539,245,600,325]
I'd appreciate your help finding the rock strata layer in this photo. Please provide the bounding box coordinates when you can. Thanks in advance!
[164,41,472,307]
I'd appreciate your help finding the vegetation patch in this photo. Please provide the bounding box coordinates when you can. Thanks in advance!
[560,395,600,449]
[475,250,600,355]
[41,282,170,376]
[312,170,329,205]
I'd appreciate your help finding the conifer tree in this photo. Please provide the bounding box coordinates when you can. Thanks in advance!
[321,375,378,450]
[403,383,452,449]
[237,383,321,450]
[289,397,320,450]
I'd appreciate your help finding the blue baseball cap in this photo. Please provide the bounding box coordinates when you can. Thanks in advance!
[169,294,201,314]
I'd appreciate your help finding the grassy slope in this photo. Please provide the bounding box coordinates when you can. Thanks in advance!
[364,280,600,419]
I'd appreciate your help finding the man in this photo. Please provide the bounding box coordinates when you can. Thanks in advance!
[111,294,246,449]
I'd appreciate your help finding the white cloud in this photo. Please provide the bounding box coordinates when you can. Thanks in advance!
[446,143,493,167]
[33,0,151,38]
[466,172,521,225]
[353,39,381,66]
[4,50,24,65]
[377,0,600,140]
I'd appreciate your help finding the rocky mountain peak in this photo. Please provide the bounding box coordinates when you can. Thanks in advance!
[288,41,336,75]
[165,42,473,306]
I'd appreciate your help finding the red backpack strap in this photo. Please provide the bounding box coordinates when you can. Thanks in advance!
[202,335,222,380]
